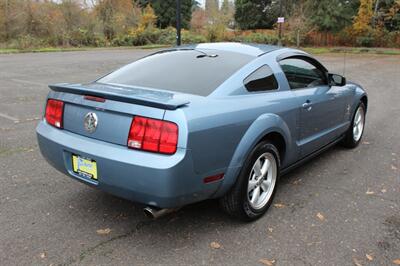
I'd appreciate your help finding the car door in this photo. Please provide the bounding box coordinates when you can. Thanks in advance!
[279,56,345,157]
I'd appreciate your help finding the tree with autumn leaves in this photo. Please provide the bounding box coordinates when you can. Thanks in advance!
[96,0,141,40]
[353,0,374,34]
[351,0,400,46]
[0,0,399,48]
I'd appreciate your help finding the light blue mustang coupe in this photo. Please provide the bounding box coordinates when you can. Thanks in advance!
[37,43,367,221]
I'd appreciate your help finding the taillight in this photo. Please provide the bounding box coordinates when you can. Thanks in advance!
[128,116,178,155]
[45,99,64,128]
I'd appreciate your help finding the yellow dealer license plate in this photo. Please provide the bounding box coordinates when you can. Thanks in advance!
[72,155,98,180]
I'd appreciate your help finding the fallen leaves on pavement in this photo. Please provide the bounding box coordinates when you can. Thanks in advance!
[292,179,302,185]
[366,254,373,261]
[259,258,275,265]
[353,258,362,266]
[316,212,325,221]
[210,241,221,249]
[273,203,286,208]
[366,189,375,195]
[96,228,111,235]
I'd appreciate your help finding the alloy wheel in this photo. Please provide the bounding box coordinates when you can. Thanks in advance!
[353,106,365,142]
[247,152,277,210]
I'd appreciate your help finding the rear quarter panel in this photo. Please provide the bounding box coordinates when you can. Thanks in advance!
[166,50,302,195]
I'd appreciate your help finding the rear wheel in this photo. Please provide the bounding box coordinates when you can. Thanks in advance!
[342,102,366,148]
[220,141,280,221]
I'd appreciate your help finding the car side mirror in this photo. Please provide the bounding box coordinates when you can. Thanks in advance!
[328,73,346,87]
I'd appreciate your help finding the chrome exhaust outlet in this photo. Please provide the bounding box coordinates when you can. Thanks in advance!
[143,206,179,219]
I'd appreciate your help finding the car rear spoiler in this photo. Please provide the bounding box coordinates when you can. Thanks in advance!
[49,83,190,110]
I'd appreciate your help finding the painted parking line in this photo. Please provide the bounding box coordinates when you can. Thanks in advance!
[0,112,19,122]
[10,78,46,87]
[15,117,42,124]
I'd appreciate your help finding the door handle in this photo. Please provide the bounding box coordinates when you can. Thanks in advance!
[302,101,312,111]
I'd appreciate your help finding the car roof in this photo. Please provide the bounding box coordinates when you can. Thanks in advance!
[169,42,281,57]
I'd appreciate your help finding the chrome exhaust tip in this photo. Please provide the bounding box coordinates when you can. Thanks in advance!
[143,206,179,219]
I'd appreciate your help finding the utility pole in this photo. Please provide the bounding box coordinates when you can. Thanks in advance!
[278,0,283,46]
[176,0,181,46]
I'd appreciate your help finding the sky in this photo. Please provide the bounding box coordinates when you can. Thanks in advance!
[198,0,205,7]
[197,0,234,8]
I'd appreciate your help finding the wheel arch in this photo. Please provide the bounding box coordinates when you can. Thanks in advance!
[351,84,368,115]
[360,95,368,111]
[259,132,286,164]
[213,113,292,198]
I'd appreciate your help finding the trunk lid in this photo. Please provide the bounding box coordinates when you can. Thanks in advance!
[50,83,190,110]
[50,83,189,146]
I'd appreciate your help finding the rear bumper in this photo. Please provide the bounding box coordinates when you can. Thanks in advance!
[36,121,221,208]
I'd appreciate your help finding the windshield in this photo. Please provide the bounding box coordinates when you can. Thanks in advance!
[97,49,254,96]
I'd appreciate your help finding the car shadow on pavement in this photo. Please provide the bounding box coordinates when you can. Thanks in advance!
[55,143,365,264]
[61,144,345,233]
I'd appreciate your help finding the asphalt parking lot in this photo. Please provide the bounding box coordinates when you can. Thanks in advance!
[0,48,399,266]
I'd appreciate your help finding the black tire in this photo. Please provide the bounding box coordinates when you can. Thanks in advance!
[220,141,280,221]
[342,102,366,148]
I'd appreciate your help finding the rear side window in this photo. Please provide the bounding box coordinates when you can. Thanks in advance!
[244,65,278,92]
[279,58,327,89]
[97,50,254,96]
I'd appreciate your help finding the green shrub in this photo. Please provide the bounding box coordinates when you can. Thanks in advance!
[231,32,279,45]
[283,30,309,46]
[11,35,43,49]
[113,28,175,46]
[356,35,374,47]
[68,29,106,47]
[157,27,176,45]
[386,31,400,48]
[182,31,207,44]
[112,27,206,46]
[205,24,226,42]
[133,28,161,45]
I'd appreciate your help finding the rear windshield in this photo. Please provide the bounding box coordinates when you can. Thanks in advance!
[97,49,254,96]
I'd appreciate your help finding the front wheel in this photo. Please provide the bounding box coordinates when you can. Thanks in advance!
[220,141,280,221]
[342,102,366,148]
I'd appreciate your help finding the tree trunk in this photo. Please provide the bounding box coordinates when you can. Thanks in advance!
[325,31,328,46]
[4,0,9,40]
[372,0,380,28]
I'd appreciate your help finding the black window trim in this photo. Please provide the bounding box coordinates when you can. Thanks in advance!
[243,64,280,93]
[277,54,329,90]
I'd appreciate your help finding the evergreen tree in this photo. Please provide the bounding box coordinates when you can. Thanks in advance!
[136,0,194,28]
[306,0,356,33]
[192,0,201,11]
[234,0,279,30]
[374,0,400,31]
